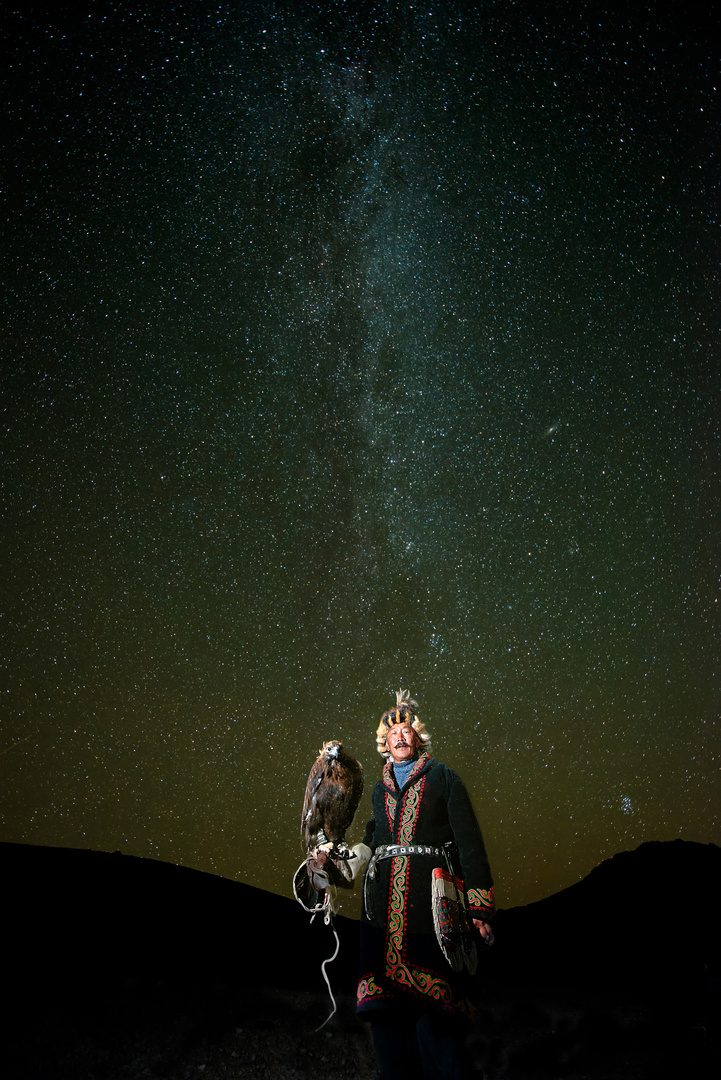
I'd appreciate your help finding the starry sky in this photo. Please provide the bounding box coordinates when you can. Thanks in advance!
[2,0,719,916]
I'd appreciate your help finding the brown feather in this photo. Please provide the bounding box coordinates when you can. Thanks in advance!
[301,740,364,852]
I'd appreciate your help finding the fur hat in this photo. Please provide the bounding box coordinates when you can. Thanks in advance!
[375,689,432,759]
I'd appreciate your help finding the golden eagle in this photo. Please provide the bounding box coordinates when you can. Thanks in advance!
[301,739,364,855]
[294,740,364,910]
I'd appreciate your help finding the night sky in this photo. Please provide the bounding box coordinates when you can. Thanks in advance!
[2,0,718,917]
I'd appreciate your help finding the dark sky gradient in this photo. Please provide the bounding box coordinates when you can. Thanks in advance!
[2,0,718,916]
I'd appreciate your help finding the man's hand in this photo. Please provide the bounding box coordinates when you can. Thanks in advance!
[472,918,495,944]
[348,842,372,883]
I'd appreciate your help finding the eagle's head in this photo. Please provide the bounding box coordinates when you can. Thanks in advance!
[321,740,342,760]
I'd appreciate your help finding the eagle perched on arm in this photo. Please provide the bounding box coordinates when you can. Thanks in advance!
[302,740,364,856]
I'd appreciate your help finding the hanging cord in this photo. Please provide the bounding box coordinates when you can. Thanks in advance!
[293,858,342,1030]
[315,920,340,1031]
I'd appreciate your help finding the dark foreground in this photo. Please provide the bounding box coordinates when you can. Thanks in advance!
[18,983,376,1080]
[15,980,721,1080]
[11,975,719,1080]
[4,841,720,1079]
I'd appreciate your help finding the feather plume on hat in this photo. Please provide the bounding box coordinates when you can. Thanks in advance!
[375,688,432,759]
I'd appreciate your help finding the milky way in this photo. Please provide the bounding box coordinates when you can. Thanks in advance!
[2,1,718,913]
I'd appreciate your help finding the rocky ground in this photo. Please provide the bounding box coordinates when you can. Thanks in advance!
[16,984,375,1080]
[12,975,718,1080]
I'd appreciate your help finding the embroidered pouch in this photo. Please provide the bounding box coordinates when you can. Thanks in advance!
[431,867,478,975]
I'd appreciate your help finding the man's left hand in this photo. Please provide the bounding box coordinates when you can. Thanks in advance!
[472,918,494,944]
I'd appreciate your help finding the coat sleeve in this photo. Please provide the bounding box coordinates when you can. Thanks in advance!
[447,771,495,921]
[362,815,376,851]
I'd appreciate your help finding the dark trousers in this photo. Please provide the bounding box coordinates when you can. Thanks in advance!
[370,1009,472,1080]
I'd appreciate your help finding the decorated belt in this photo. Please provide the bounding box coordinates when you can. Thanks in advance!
[375,843,444,861]
[364,844,450,900]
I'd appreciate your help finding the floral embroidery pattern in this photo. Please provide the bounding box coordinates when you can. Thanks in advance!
[382,753,430,832]
[357,976,383,1005]
[385,779,424,980]
[380,774,453,1006]
[467,886,495,912]
[385,848,408,977]
[385,832,453,1005]
[382,752,430,794]
[397,776,422,843]
[392,962,454,1005]
[384,789,397,830]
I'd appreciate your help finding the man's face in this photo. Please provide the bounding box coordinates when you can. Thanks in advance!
[386,722,418,763]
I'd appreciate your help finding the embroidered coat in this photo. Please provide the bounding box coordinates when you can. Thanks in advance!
[357,753,495,1018]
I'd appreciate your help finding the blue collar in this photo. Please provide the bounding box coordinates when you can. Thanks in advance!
[392,755,419,788]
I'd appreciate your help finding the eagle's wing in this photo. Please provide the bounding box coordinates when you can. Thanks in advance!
[320,755,364,845]
[301,752,326,849]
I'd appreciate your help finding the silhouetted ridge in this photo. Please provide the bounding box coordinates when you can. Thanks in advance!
[4,838,719,1001]
[3,842,359,999]
[489,839,721,995]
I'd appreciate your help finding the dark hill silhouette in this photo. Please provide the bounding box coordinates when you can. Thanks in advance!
[3,841,360,998]
[3,839,720,1079]
[488,838,721,997]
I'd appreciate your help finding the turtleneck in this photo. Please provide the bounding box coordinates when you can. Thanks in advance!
[392,754,419,788]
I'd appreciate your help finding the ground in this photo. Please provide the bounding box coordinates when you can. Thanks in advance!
[13,978,718,1079]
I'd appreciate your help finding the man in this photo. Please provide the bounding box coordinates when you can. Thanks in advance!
[355,690,495,1080]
